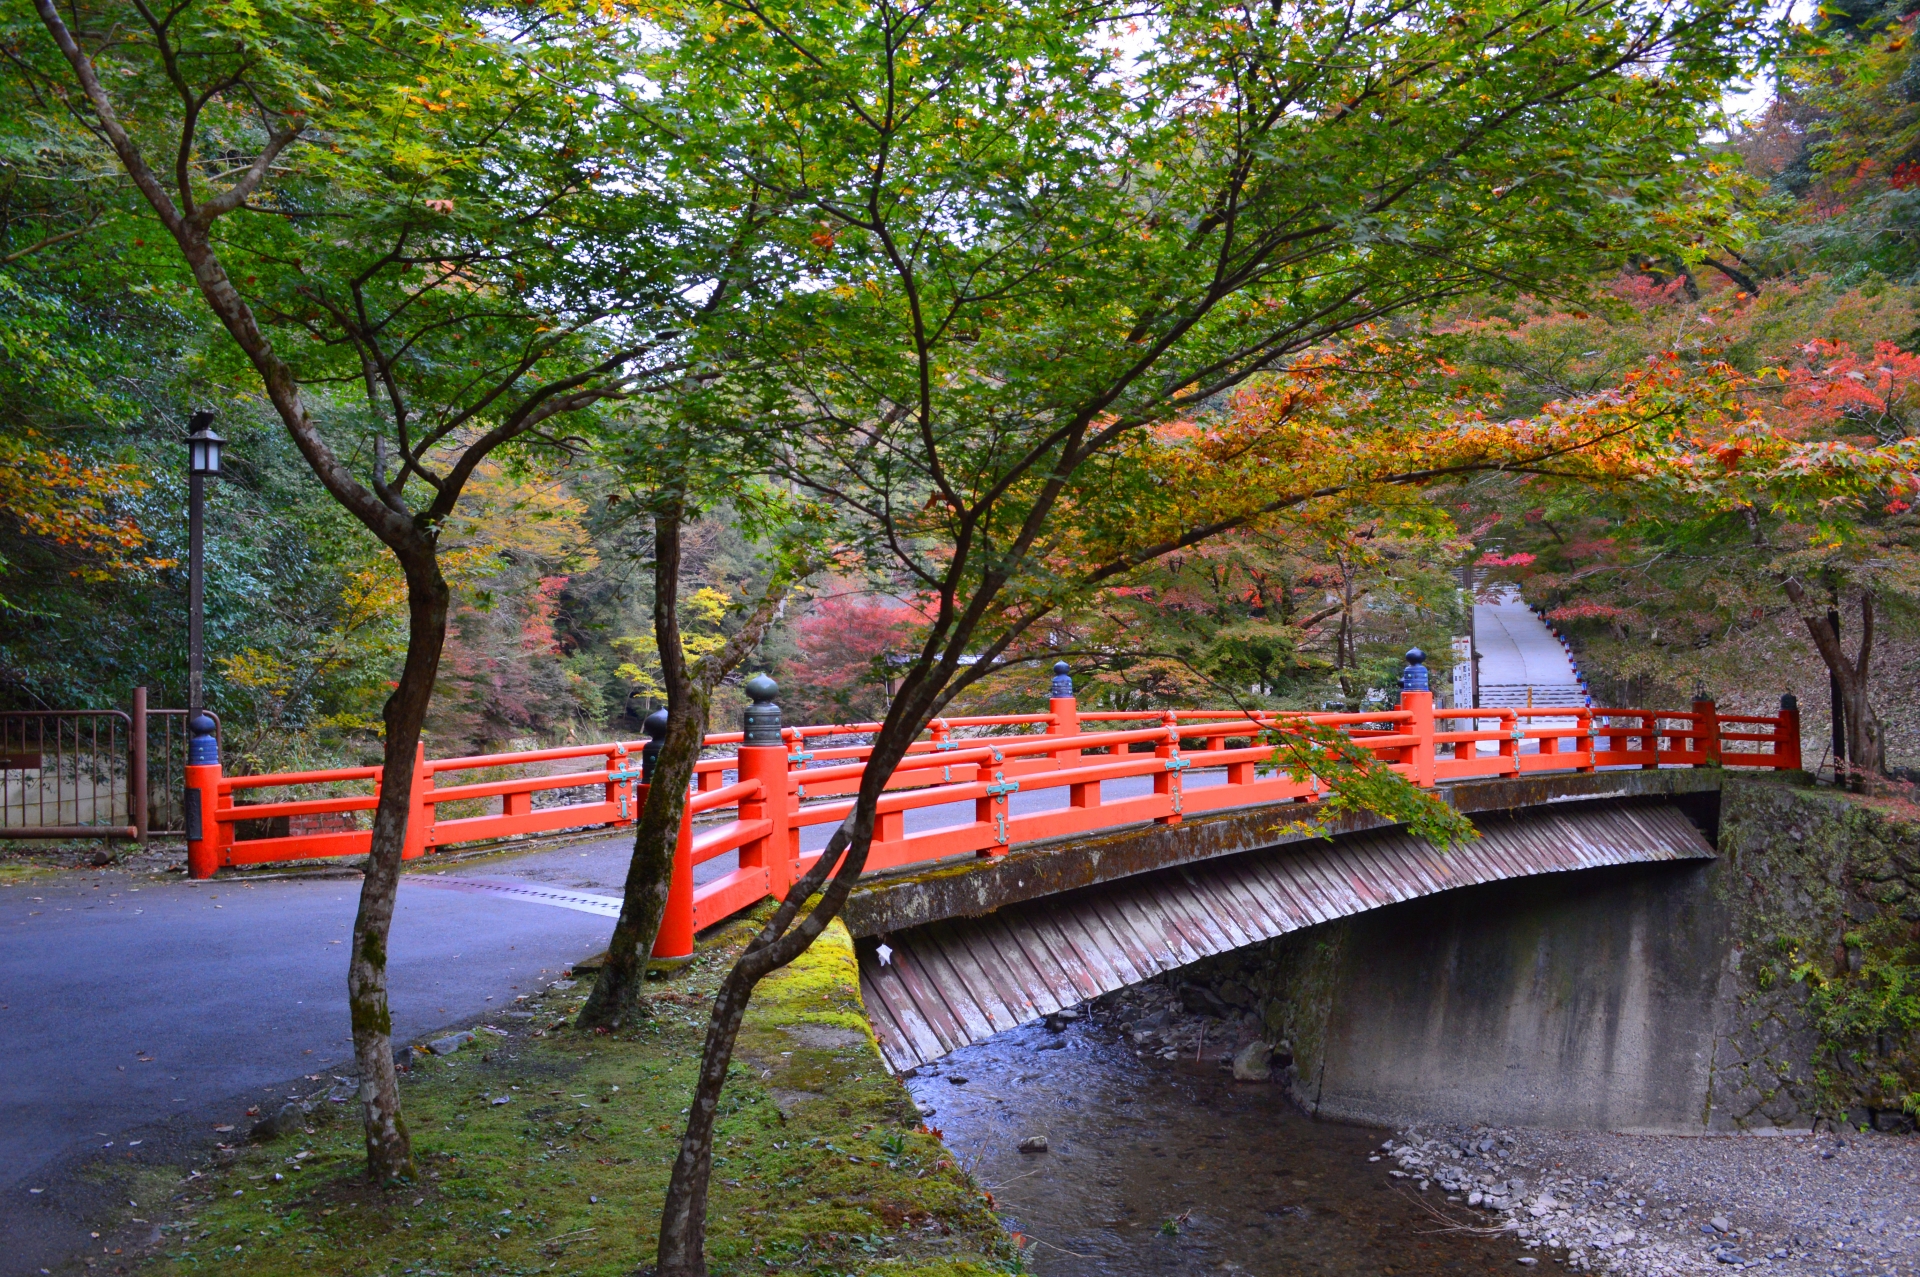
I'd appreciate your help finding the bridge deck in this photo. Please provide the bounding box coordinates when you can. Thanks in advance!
[856,796,1714,1072]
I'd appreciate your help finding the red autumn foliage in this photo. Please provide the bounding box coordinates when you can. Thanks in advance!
[779,594,919,726]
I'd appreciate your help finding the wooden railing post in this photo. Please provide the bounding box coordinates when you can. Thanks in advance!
[184,712,222,879]
[975,743,1017,852]
[607,741,636,825]
[647,795,696,960]
[636,707,696,960]
[1047,662,1080,768]
[1640,713,1659,770]
[1575,708,1596,773]
[1776,693,1803,771]
[1398,649,1435,787]
[1693,695,1722,766]
[782,725,806,865]
[1600,713,1628,763]
[401,742,433,860]
[737,675,791,902]
[1154,712,1185,823]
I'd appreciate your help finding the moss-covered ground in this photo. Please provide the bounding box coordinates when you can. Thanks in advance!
[138,911,1018,1277]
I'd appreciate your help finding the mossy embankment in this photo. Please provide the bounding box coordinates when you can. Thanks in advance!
[137,910,1017,1276]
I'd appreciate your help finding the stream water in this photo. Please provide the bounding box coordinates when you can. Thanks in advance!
[906,1017,1525,1276]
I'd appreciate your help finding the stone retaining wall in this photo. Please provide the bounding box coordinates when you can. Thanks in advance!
[1710,777,1920,1132]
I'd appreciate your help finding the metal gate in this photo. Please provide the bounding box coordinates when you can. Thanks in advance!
[0,689,216,841]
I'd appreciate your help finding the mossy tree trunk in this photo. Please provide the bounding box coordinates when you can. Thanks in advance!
[348,546,449,1178]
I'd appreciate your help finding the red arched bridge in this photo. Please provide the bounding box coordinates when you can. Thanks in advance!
[181,661,1798,1066]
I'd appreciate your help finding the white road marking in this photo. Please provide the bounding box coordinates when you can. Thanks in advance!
[407,876,622,917]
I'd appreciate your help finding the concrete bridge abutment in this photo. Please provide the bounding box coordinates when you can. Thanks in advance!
[1237,856,1734,1133]
[1179,772,1920,1135]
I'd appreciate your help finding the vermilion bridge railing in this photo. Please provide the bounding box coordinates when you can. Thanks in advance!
[182,666,1802,958]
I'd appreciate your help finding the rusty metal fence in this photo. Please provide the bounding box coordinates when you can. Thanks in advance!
[0,690,214,841]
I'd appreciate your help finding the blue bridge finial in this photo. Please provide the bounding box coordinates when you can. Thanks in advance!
[187,713,219,766]
[1400,648,1429,693]
[743,674,783,744]
[641,708,669,782]
[1050,661,1073,698]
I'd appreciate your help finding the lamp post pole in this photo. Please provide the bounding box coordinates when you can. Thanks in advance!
[185,411,224,713]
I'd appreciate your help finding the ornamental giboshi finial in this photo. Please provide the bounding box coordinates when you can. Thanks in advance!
[743,674,783,745]
[1050,660,1073,698]
[641,708,669,782]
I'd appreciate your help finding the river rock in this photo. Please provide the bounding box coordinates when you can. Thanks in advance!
[428,1031,475,1055]
[248,1102,308,1143]
[1018,1135,1049,1154]
[1178,983,1228,1016]
[1231,1040,1273,1081]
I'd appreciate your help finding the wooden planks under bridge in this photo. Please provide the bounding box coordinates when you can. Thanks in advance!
[853,792,1717,1073]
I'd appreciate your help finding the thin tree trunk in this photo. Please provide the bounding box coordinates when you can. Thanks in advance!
[581,506,809,1031]
[653,739,902,1275]
[1784,579,1884,792]
[1848,592,1882,792]
[650,646,969,1276]
[1828,607,1847,771]
[581,504,696,1029]
[351,547,448,1180]
[1335,562,1356,700]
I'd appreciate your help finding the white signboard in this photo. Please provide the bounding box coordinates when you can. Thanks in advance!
[1451,634,1473,708]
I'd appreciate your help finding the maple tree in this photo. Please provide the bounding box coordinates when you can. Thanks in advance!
[638,0,1762,1260]
[1049,477,1471,714]
[1743,0,1920,281]
[18,0,708,1176]
[778,592,919,725]
[1451,290,1920,788]
[0,433,162,605]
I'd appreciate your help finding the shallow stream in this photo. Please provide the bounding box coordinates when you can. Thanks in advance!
[906,1017,1525,1276]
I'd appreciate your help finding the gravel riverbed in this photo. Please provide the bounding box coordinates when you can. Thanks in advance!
[1378,1122,1920,1275]
[1087,979,1920,1276]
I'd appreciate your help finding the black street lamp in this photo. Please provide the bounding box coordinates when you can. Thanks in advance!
[184,411,224,714]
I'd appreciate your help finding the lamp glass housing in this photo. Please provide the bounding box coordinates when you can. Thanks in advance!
[186,427,224,476]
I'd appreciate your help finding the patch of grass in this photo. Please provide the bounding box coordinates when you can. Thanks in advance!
[140,911,1017,1276]
[0,859,62,883]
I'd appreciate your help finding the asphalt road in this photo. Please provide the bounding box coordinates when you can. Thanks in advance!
[0,837,648,1276]
[0,769,1220,1275]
